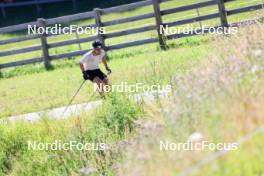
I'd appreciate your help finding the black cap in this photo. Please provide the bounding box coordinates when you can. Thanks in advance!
[92,40,103,49]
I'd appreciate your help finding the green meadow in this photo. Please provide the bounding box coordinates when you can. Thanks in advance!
[0,0,264,175]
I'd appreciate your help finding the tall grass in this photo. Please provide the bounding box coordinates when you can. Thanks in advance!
[115,22,264,176]
[0,93,143,176]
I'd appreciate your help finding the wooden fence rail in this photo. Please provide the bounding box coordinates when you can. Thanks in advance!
[0,0,263,69]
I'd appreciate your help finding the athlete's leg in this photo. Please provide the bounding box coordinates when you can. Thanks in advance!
[93,77,106,97]
[102,77,108,85]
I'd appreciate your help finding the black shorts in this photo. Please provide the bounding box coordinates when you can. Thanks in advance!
[84,69,106,81]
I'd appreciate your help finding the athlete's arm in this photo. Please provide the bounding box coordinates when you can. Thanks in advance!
[80,63,85,72]
[102,56,111,73]
[80,60,89,80]
[79,54,86,72]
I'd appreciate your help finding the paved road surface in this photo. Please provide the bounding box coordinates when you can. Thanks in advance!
[0,90,170,124]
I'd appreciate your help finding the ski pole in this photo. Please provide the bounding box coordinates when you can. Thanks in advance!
[62,80,86,117]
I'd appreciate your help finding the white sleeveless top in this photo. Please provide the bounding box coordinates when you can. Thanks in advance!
[80,50,105,70]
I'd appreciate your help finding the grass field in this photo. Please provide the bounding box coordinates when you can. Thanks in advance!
[0,22,263,176]
[0,36,210,118]
[0,1,264,175]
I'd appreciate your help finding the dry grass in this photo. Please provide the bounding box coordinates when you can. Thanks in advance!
[115,21,264,176]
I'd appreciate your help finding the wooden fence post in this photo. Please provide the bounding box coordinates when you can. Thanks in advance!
[152,0,167,50]
[217,0,228,28]
[37,18,51,69]
[196,0,203,29]
[75,32,82,51]
[94,8,106,50]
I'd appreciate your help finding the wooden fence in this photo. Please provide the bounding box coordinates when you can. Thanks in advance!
[0,0,263,69]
